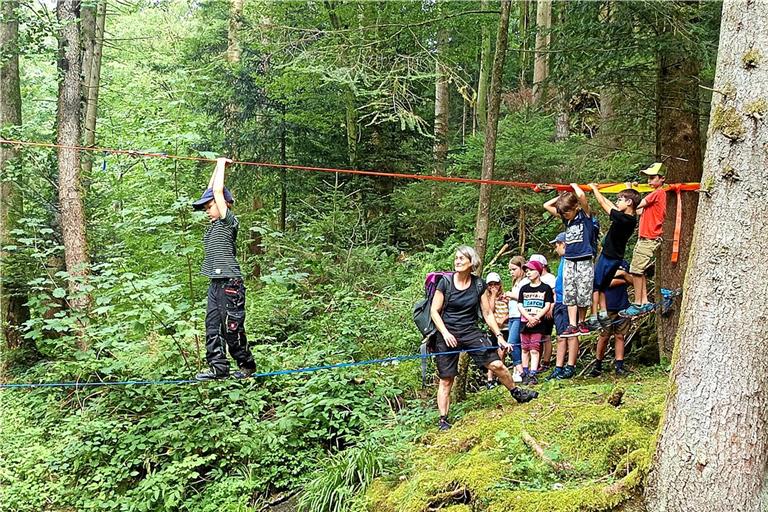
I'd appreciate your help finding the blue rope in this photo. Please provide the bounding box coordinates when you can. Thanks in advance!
[0,345,499,390]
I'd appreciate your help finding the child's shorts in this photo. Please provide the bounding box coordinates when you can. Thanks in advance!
[520,332,543,352]
[563,258,593,307]
[553,303,569,335]
[593,255,622,292]
[630,237,662,275]
[601,312,630,336]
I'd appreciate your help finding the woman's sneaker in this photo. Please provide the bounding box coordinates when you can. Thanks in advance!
[511,387,538,403]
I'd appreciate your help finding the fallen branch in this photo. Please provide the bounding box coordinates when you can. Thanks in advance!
[487,243,510,268]
[521,430,573,471]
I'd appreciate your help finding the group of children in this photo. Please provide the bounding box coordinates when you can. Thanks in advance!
[485,163,668,384]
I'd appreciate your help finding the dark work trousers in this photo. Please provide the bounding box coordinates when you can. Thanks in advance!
[205,278,256,376]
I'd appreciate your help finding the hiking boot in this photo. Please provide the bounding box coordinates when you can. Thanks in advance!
[615,366,629,377]
[195,370,228,381]
[589,363,603,377]
[547,367,564,380]
[485,379,499,390]
[597,311,612,329]
[619,303,643,318]
[576,322,591,335]
[562,366,576,379]
[562,325,580,338]
[585,315,602,332]
[233,368,254,379]
[528,374,538,385]
[511,387,538,403]
[438,416,452,431]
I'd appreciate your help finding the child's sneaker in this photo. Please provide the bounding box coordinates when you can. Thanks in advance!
[584,315,602,332]
[562,365,576,379]
[438,416,452,431]
[618,303,642,317]
[547,367,564,380]
[615,367,629,377]
[638,303,656,315]
[510,387,538,403]
[512,370,523,383]
[521,373,531,385]
[562,325,580,337]
[485,379,499,390]
[576,322,591,335]
[589,366,603,377]
[528,373,538,385]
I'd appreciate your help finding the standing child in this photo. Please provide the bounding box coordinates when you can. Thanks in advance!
[547,233,580,380]
[505,256,528,382]
[584,184,640,330]
[485,272,510,389]
[192,158,256,381]
[528,254,556,370]
[621,163,667,317]
[544,184,595,337]
[517,260,554,385]
[591,261,632,376]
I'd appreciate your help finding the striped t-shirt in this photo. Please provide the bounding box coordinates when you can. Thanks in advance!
[201,209,242,279]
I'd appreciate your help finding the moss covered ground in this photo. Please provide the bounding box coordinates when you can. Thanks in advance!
[366,368,667,512]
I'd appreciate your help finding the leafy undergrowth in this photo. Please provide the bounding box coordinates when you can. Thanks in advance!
[365,369,667,512]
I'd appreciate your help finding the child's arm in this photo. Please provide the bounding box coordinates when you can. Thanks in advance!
[588,183,617,215]
[211,157,232,218]
[544,195,560,217]
[571,183,591,216]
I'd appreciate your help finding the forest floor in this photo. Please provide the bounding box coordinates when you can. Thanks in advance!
[365,367,667,512]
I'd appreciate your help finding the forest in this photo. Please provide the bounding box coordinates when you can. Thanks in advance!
[1,1,767,511]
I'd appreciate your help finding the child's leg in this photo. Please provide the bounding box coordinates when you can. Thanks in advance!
[596,332,609,361]
[591,290,600,316]
[509,318,523,374]
[555,336,567,367]
[635,274,648,304]
[615,333,625,361]
[563,260,578,327]
[568,305,579,326]
[567,336,580,366]
[221,279,255,371]
[530,350,540,373]
[598,291,608,313]
[541,336,552,367]
[522,349,530,373]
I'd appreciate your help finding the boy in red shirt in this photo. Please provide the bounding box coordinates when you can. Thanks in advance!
[620,163,667,317]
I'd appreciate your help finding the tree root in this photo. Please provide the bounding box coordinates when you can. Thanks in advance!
[521,430,574,471]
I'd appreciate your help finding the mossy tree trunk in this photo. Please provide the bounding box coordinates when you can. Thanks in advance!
[81,0,106,180]
[476,0,493,132]
[433,27,449,176]
[645,1,768,509]
[0,0,29,352]
[654,2,704,361]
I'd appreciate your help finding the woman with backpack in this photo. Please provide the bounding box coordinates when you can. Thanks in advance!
[430,246,538,431]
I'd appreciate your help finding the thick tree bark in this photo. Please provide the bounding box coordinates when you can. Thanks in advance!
[433,29,449,176]
[0,0,28,350]
[654,5,704,360]
[56,0,91,338]
[532,0,551,104]
[598,0,616,144]
[645,2,768,510]
[476,0,492,131]
[81,0,105,178]
[473,0,511,273]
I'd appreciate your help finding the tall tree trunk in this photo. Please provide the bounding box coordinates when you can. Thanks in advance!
[279,106,287,232]
[645,2,768,510]
[598,0,616,144]
[56,0,91,342]
[476,0,492,131]
[518,0,530,90]
[433,29,449,176]
[474,0,512,272]
[227,0,243,63]
[552,5,568,141]
[459,0,512,404]
[81,0,105,178]
[532,0,551,104]
[0,0,29,352]
[654,3,704,361]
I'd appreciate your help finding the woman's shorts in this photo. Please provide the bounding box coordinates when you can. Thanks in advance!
[434,329,500,379]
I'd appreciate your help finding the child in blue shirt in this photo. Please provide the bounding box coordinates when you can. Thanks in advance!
[544,184,596,338]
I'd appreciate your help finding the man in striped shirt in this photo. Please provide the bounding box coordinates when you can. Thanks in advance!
[192,158,256,381]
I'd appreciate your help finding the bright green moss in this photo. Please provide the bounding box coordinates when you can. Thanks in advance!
[367,370,667,511]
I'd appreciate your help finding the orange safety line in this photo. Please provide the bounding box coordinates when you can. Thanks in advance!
[0,138,701,192]
[670,184,683,263]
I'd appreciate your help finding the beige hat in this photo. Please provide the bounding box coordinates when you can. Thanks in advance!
[640,162,665,177]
